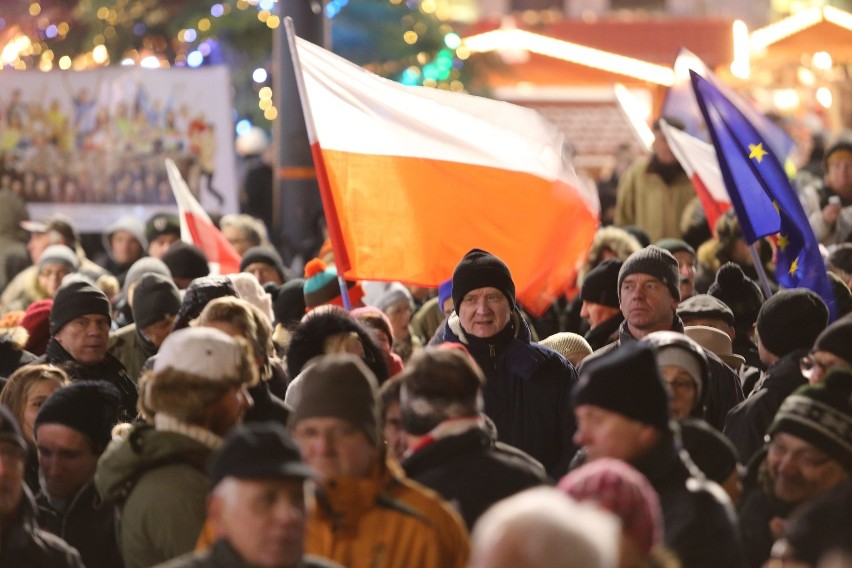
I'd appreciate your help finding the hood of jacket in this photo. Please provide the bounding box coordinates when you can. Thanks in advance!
[94,424,212,503]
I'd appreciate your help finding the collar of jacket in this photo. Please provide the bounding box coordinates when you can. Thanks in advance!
[750,348,808,395]
[618,314,685,344]
[45,337,126,378]
[630,429,682,488]
[133,324,158,357]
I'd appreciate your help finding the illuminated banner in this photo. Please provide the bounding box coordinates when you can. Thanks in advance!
[0,66,237,232]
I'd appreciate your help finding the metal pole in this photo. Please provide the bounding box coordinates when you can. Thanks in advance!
[272,0,325,273]
[749,241,774,300]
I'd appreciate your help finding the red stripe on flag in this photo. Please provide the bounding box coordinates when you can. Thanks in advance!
[690,173,730,237]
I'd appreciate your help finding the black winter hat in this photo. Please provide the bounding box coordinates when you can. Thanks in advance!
[813,316,852,363]
[655,238,695,257]
[679,418,740,485]
[132,273,181,330]
[676,294,735,327]
[162,241,209,281]
[210,423,315,487]
[145,212,180,243]
[50,279,111,336]
[172,275,238,331]
[240,246,287,283]
[581,259,622,309]
[757,289,828,357]
[617,245,680,302]
[272,278,306,326]
[452,249,516,312]
[708,262,764,328]
[769,367,852,471]
[573,341,671,430]
[288,354,380,446]
[35,381,122,453]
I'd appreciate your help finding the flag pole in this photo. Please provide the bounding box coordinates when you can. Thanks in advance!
[749,242,773,300]
[284,17,353,310]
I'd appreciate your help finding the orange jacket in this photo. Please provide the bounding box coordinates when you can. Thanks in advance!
[306,460,469,568]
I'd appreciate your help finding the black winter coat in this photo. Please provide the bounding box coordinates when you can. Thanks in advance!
[0,339,37,380]
[157,539,342,568]
[723,349,808,465]
[34,338,139,421]
[0,487,84,568]
[439,312,578,478]
[401,427,547,528]
[36,481,123,568]
[584,312,623,351]
[634,433,746,568]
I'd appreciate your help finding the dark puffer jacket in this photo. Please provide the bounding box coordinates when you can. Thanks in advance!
[438,311,578,478]
[723,349,808,464]
[401,426,547,528]
[0,486,84,568]
[633,432,746,568]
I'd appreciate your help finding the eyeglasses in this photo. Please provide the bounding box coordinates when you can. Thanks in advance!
[665,378,696,392]
[799,355,831,378]
[767,438,832,470]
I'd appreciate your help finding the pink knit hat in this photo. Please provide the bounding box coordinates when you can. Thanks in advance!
[20,299,53,356]
[558,458,664,557]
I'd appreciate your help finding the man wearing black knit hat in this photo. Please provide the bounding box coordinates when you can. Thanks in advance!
[581,246,744,431]
[572,341,746,568]
[739,367,852,568]
[801,316,852,385]
[34,381,123,568]
[724,289,829,464]
[109,272,181,382]
[438,248,579,477]
[29,278,138,420]
[579,258,623,350]
[240,246,287,286]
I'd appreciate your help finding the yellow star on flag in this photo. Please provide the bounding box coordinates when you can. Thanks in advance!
[777,233,789,251]
[749,143,768,163]
[788,256,799,276]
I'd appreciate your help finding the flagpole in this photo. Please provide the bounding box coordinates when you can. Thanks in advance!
[749,242,773,300]
[284,17,353,311]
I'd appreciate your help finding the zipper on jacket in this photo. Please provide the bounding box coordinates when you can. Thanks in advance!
[489,344,497,371]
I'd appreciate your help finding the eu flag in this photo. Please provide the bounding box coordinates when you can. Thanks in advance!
[690,71,836,319]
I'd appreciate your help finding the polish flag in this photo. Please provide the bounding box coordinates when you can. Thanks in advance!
[287,27,599,315]
[659,120,731,236]
[165,159,242,275]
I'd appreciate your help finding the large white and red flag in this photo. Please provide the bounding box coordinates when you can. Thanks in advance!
[165,158,242,275]
[659,120,731,236]
[287,26,599,315]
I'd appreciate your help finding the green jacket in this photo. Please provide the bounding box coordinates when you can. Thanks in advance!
[95,425,213,568]
[108,323,156,384]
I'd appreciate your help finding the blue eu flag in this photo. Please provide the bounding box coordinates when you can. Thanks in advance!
[690,71,836,318]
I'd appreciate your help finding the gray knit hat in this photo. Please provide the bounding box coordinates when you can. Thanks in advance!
[288,354,380,446]
[617,245,680,302]
[38,244,79,273]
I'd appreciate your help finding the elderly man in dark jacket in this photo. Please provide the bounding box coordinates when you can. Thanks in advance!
[437,248,578,477]
[580,245,744,431]
[0,405,84,568]
[723,289,828,464]
[399,347,546,527]
[738,368,851,567]
[31,279,137,419]
[573,341,746,568]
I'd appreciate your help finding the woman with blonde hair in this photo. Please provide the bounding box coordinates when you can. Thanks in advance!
[0,364,69,490]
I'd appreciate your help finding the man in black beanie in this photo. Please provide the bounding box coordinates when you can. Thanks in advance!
[108,272,181,382]
[0,406,84,568]
[581,246,744,432]
[240,246,287,286]
[161,241,209,289]
[656,238,697,300]
[724,288,829,464]
[738,367,852,568]
[438,248,579,477]
[801,316,852,385]
[579,258,623,350]
[30,278,138,420]
[34,381,123,568]
[572,341,746,568]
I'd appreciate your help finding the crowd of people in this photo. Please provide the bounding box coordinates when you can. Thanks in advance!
[0,118,852,568]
